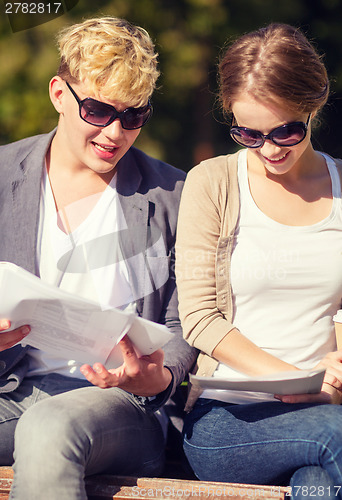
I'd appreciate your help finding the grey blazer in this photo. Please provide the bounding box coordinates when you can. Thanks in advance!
[0,130,197,407]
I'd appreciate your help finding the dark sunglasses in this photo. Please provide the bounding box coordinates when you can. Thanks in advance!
[230,114,311,149]
[66,82,152,130]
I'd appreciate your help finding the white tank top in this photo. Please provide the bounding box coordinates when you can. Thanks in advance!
[203,149,342,404]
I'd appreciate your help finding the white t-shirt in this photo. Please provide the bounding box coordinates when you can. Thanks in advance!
[27,169,135,378]
[27,168,169,438]
[203,149,342,404]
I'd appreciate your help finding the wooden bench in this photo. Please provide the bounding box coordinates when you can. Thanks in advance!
[0,390,289,499]
[0,466,288,499]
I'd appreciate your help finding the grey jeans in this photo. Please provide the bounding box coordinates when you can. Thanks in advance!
[0,374,165,500]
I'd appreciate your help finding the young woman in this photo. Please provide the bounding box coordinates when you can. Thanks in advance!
[176,23,342,497]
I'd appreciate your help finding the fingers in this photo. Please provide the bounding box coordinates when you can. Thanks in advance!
[143,348,165,365]
[118,336,141,377]
[315,352,342,393]
[0,321,30,351]
[119,335,165,365]
[274,378,342,404]
[323,370,342,390]
[274,392,330,404]
[80,363,120,388]
[0,320,10,331]
[316,350,342,369]
[81,336,140,388]
[273,358,342,404]
[81,336,169,395]
[118,336,165,378]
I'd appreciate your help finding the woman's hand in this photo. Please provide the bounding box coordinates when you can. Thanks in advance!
[314,349,342,383]
[0,320,30,352]
[275,350,342,405]
[275,381,342,405]
[80,335,172,397]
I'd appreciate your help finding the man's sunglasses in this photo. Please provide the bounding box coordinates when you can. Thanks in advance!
[66,82,152,130]
[230,114,311,149]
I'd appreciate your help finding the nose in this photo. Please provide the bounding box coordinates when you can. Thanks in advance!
[259,139,283,156]
[103,118,124,140]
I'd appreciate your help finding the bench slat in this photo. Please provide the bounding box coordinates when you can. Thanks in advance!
[0,467,288,499]
[86,475,288,499]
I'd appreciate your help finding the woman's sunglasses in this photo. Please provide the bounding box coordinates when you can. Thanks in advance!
[230,114,311,149]
[66,82,152,130]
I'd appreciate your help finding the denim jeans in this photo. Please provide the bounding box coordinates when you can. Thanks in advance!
[183,399,342,499]
[0,374,165,500]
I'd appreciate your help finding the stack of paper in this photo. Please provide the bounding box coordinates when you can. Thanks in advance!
[0,262,173,367]
[190,369,325,395]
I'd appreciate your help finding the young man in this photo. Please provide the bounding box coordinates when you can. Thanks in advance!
[0,17,196,499]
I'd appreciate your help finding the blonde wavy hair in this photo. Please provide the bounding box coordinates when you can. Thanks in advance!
[57,17,159,107]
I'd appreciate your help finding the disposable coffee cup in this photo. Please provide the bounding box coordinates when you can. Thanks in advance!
[333,310,342,350]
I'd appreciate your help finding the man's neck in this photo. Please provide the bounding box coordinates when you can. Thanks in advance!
[45,140,116,214]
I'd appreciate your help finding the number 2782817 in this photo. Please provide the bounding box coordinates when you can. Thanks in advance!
[5,3,62,14]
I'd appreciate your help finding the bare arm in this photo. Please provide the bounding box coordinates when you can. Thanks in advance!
[212,327,299,376]
[213,328,342,405]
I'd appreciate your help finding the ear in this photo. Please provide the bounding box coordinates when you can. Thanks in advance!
[310,109,319,121]
[49,76,65,114]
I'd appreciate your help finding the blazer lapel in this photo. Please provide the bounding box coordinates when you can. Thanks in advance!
[7,132,55,273]
[116,150,153,314]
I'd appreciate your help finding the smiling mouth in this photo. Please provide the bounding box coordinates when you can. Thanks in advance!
[263,151,289,163]
[92,142,117,152]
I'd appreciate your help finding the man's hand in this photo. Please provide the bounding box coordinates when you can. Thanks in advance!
[80,335,172,397]
[0,320,30,352]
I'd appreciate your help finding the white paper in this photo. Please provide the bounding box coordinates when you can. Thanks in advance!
[333,309,342,323]
[0,262,173,367]
[190,369,325,395]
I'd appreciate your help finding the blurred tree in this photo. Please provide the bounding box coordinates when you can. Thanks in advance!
[0,0,342,171]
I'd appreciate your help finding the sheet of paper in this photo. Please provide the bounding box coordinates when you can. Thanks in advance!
[0,262,173,366]
[190,369,325,395]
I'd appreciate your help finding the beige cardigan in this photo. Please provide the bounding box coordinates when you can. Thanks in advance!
[175,150,342,411]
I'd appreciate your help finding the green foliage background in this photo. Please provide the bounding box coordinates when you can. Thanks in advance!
[1,0,342,171]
